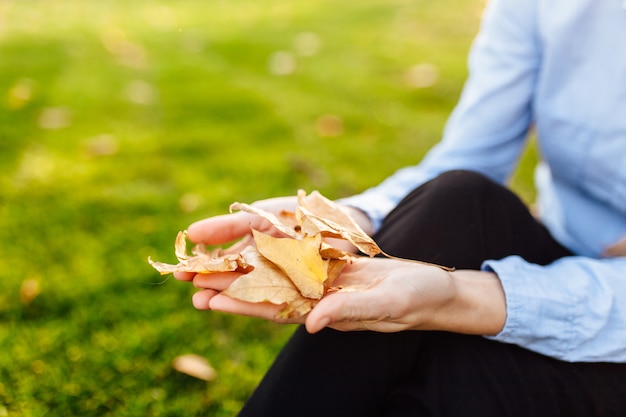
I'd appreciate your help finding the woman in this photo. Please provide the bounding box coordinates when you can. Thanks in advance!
[175,0,626,415]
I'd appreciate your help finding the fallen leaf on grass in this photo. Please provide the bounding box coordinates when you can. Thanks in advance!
[172,354,217,381]
[20,278,41,305]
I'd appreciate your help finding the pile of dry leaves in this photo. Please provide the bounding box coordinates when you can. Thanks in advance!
[149,190,447,318]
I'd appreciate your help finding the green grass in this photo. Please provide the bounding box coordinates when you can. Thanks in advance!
[0,0,535,415]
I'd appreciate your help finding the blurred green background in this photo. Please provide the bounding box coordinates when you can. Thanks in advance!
[0,0,536,415]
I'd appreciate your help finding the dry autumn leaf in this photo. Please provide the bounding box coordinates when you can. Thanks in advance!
[148,231,251,275]
[296,190,455,271]
[221,239,348,317]
[296,190,382,256]
[229,202,300,238]
[172,354,217,381]
[252,229,328,299]
[20,278,40,305]
[222,246,316,318]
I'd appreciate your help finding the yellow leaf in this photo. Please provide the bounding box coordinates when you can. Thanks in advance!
[223,247,347,318]
[222,246,316,318]
[223,247,299,300]
[326,258,348,287]
[252,229,328,299]
[275,297,318,319]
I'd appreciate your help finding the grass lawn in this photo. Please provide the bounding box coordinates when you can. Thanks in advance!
[0,0,536,415]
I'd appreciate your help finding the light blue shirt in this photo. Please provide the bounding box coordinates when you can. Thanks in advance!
[341,0,626,362]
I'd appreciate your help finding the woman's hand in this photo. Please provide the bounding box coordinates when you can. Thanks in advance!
[306,257,506,335]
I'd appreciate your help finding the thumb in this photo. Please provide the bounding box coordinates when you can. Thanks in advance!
[305,289,377,334]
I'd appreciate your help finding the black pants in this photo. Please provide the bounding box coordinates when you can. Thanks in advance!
[238,170,626,417]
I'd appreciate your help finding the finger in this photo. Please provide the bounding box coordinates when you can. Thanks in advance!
[192,289,220,310]
[220,234,254,255]
[173,271,196,281]
[305,289,382,333]
[192,273,238,290]
[207,293,290,322]
[187,212,269,245]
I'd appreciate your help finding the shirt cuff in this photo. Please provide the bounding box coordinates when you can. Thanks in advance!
[481,255,579,360]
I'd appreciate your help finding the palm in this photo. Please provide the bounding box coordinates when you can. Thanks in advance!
[308,257,454,333]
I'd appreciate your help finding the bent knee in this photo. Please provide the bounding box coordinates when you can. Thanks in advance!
[429,170,499,196]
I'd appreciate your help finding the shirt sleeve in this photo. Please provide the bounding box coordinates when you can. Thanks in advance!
[483,256,626,363]
[340,0,541,232]
[341,0,626,363]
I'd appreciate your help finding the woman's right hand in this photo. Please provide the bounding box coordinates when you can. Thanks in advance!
[173,194,376,319]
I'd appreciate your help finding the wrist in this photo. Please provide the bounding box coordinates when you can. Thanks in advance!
[439,270,506,336]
